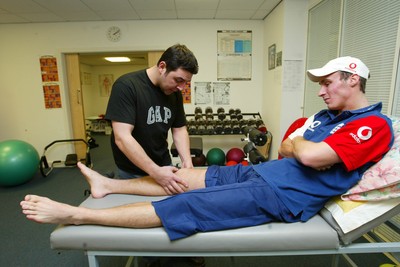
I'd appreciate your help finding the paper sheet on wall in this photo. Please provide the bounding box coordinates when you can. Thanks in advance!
[99,74,114,97]
[283,60,303,92]
[213,82,230,105]
[217,30,252,81]
[194,82,212,105]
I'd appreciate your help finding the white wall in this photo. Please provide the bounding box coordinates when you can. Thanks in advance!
[262,0,309,159]
[0,20,266,160]
[262,2,285,159]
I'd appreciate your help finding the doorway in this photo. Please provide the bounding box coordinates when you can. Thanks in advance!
[65,51,163,158]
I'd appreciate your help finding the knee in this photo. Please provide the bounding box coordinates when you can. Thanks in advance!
[176,168,206,190]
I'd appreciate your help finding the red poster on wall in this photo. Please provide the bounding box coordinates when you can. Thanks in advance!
[182,81,191,104]
[43,84,62,108]
[40,56,62,109]
[40,56,59,82]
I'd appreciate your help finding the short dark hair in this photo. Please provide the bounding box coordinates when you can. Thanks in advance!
[339,71,367,93]
[158,44,199,75]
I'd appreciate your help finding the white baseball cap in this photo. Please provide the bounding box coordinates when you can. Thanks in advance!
[307,56,370,82]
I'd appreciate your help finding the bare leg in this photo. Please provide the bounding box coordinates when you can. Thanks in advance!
[78,162,164,198]
[20,194,161,228]
[78,162,207,198]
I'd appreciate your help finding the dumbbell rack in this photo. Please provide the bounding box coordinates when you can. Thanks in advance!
[183,107,271,164]
[186,111,265,136]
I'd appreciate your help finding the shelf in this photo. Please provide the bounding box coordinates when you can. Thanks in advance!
[186,112,265,136]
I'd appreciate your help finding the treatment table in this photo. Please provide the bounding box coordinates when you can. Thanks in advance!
[50,193,400,267]
[50,117,400,266]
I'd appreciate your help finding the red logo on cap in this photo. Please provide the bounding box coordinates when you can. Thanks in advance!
[349,63,357,69]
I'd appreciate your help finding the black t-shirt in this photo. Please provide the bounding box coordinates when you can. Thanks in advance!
[105,69,186,175]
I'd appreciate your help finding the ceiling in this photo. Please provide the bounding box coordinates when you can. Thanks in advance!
[0,0,280,24]
[1,0,281,66]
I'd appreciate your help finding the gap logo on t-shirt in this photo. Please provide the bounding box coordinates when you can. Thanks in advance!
[147,106,172,125]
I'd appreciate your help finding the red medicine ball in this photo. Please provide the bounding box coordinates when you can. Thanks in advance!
[226,160,238,166]
[226,148,245,163]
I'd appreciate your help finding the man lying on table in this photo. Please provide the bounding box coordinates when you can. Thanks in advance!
[21,56,393,241]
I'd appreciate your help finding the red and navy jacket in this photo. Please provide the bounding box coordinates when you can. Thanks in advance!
[253,102,393,221]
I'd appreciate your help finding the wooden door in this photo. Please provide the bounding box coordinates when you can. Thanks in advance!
[147,51,164,67]
[65,54,87,159]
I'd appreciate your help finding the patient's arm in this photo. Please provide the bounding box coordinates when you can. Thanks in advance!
[78,162,207,198]
[279,116,315,158]
[291,136,342,170]
[278,138,295,158]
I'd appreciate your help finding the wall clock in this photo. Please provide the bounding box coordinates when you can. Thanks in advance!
[106,26,122,42]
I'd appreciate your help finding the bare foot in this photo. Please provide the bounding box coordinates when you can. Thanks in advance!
[20,195,78,225]
[77,162,111,198]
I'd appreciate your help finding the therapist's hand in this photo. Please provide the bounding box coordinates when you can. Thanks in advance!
[151,166,189,195]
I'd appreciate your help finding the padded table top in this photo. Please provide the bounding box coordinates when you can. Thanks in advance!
[50,194,339,252]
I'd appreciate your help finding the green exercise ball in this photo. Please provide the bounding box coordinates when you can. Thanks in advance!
[206,148,226,166]
[0,140,40,187]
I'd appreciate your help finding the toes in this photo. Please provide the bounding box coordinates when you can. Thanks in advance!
[25,194,40,202]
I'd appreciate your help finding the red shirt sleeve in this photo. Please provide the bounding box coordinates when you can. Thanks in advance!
[324,116,392,171]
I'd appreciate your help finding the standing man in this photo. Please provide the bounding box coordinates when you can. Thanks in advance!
[105,44,199,195]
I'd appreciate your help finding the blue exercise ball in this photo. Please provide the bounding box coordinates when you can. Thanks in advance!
[0,140,40,187]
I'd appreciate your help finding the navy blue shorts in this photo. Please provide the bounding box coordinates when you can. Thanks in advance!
[152,165,298,240]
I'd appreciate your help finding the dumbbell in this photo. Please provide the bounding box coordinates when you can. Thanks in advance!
[188,118,197,133]
[243,143,266,164]
[256,118,267,133]
[239,119,248,133]
[188,124,198,135]
[235,108,243,120]
[195,113,203,121]
[215,120,224,134]
[248,149,266,164]
[223,119,232,134]
[206,116,214,126]
[243,126,267,146]
[194,107,202,114]
[243,142,256,154]
[205,125,215,135]
[247,118,256,128]
[197,124,206,135]
[193,107,201,120]
[217,107,226,120]
[206,113,214,120]
[231,119,241,134]
[196,118,205,126]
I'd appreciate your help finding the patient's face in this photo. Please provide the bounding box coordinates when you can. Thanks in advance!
[317,72,354,111]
